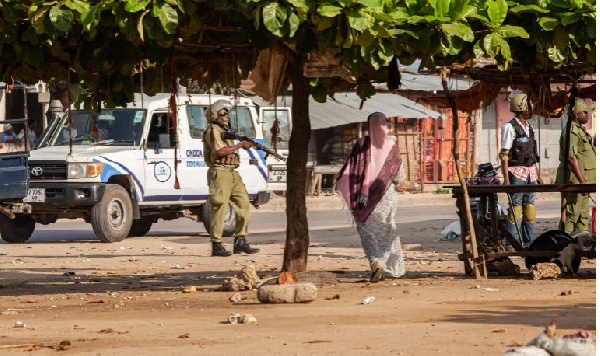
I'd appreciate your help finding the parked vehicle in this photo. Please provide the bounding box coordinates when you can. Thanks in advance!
[1,93,270,243]
[0,83,34,243]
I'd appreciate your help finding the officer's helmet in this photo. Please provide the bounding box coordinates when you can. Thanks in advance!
[509,93,528,112]
[208,100,231,121]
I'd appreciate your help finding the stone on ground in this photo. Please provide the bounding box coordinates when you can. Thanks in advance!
[257,283,318,303]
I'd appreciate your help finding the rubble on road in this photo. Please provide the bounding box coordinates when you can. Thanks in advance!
[181,286,197,293]
[530,263,561,280]
[217,265,260,292]
[227,313,257,324]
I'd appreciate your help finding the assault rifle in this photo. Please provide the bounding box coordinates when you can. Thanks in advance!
[214,121,286,161]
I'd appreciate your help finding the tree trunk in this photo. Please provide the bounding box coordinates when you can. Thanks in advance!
[282,54,310,272]
[441,68,485,279]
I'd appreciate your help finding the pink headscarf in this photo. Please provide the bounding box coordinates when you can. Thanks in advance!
[362,112,395,196]
[337,112,401,223]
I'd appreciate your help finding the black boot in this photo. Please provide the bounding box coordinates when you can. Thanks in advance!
[211,242,232,257]
[233,238,260,254]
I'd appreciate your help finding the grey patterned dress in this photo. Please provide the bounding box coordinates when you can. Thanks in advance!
[356,166,406,278]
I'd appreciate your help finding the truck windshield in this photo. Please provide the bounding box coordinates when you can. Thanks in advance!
[261,109,290,150]
[48,109,146,146]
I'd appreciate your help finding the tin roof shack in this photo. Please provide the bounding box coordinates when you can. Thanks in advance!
[404,66,596,184]
[393,72,477,187]
[252,91,447,194]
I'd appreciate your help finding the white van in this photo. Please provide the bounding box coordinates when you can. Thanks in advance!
[1,94,270,243]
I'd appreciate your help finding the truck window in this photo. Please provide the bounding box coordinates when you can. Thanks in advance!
[230,107,256,139]
[186,104,255,139]
[147,113,175,148]
[186,105,207,139]
[262,109,290,150]
[48,109,145,146]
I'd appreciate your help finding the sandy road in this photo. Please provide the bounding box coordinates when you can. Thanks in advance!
[0,199,595,355]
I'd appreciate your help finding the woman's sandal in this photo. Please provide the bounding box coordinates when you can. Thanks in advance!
[369,266,384,283]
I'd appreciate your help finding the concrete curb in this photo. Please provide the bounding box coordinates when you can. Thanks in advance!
[259,191,564,212]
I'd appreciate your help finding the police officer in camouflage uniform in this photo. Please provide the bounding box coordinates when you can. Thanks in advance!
[556,98,596,233]
[203,100,259,257]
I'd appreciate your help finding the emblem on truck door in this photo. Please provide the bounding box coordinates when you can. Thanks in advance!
[31,166,43,176]
[153,161,171,182]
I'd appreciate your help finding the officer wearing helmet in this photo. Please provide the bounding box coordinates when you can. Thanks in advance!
[556,98,596,233]
[202,100,259,257]
[499,92,543,249]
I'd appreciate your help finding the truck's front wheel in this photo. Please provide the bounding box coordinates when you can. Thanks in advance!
[91,184,133,243]
[0,215,35,243]
[201,202,235,238]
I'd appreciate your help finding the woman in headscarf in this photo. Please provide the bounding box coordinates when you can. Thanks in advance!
[336,112,406,282]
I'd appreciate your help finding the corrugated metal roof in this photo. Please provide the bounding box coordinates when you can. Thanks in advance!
[397,73,473,92]
[249,92,445,130]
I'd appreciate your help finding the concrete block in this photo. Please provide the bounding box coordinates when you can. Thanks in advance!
[257,283,317,304]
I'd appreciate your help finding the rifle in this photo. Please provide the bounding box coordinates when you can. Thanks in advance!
[214,121,286,161]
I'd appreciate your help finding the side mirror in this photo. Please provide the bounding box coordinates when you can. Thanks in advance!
[154,142,162,154]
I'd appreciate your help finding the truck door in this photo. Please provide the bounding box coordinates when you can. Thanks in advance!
[178,104,209,203]
[230,105,268,195]
[143,112,181,203]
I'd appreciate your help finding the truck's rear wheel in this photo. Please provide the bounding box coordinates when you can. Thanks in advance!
[0,215,35,243]
[91,184,133,243]
[128,219,153,237]
[201,202,235,237]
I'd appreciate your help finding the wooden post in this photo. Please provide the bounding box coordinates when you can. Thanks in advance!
[441,68,486,279]
[404,122,412,181]
[456,193,473,275]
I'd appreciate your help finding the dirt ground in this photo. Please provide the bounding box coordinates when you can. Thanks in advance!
[0,199,596,355]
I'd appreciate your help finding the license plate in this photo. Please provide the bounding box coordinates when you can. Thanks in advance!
[23,188,45,202]
[268,169,287,182]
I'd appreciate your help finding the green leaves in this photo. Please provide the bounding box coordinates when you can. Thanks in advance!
[497,25,528,39]
[124,0,151,13]
[263,3,287,37]
[348,10,372,32]
[429,0,449,18]
[441,23,474,41]
[49,5,73,32]
[157,3,178,34]
[560,13,580,26]
[317,4,342,17]
[486,0,508,28]
[547,46,566,63]
[539,17,559,30]
[0,0,594,110]
[65,0,90,14]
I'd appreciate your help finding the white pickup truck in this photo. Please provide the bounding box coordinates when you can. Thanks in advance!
[0,94,270,243]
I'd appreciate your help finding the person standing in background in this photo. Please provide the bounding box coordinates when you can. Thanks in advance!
[556,98,596,233]
[499,93,543,249]
[2,124,23,147]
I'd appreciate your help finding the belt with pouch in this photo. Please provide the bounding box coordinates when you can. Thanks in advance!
[212,166,238,172]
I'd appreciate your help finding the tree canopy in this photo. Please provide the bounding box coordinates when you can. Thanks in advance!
[0,0,594,106]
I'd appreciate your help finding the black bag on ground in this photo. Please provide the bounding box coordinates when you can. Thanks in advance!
[525,230,572,270]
